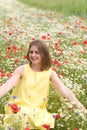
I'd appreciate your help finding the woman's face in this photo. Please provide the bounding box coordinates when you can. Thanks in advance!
[29,45,42,66]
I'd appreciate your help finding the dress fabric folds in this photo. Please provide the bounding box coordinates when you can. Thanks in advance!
[4,64,55,129]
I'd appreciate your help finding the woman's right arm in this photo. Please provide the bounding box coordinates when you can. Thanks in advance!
[0,65,24,98]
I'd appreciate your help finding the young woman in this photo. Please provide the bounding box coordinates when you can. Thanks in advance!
[0,40,86,130]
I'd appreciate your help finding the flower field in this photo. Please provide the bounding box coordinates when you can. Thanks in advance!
[0,0,87,129]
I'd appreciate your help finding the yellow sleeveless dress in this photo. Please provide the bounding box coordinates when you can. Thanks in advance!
[4,64,55,129]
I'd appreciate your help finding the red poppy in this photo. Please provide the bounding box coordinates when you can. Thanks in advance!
[24,55,27,59]
[58,32,62,35]
[55,114,60,119]
[83,40,87,45]
[74,128,79,130]
[70,53,74,56]
[10,103,19,113]
[81,25,86,29]
[9,30,15,35]
[72,41,78,45]
[0,70,3,73]
[0,73,6,78]
[7,73,12,78]
[15,59,20,63]
[41,35,47,40]
[42,124,50,130]
[20,47,24,50]
[12,46,17,52]
[53,60,62,67]
[6,55,11,59]
[32,38,35,40]
[7,46,11,50]
[78,59,82,63]
[24,128,31,130]
[80,50,85,54]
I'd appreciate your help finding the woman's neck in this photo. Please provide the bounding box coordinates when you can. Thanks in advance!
[30,64,41,72]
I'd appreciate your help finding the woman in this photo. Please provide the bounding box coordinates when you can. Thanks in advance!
[0,40,86,130]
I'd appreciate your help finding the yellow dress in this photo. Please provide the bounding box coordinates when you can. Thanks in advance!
[4,64,56,129]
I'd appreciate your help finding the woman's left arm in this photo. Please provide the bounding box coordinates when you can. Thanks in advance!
[50,70,87,113]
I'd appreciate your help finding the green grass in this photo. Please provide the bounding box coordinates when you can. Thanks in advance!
[18,0,87,17]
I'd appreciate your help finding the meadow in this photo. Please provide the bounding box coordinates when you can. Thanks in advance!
[18,0,87,17]
[0,0,87,129]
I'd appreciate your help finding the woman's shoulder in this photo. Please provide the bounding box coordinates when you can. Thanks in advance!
[15,64,25,77]
[50,68,58,79]
[16,64,28,69]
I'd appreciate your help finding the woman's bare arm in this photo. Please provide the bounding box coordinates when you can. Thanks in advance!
[50,70,86,112]
[0,65,24,98]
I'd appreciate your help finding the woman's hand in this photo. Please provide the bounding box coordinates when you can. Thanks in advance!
[50,70,87,113]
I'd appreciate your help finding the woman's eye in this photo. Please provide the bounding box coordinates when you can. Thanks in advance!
[29,51,39,54]
[29,51,33,54]
[35,51,39,54]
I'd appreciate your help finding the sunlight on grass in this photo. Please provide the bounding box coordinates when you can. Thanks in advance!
[18,0,87,17]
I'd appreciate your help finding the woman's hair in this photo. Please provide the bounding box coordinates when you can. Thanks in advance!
[27,40,52,70]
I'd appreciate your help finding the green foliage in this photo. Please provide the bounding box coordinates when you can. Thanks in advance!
[18,0,87,17]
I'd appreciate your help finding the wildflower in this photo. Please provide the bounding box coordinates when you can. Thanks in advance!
[6,55,11,59]
[32,37,35,40]
[0,72,6,78]
[52,114,60,119]
[24,55,27,59]
[41,35,46,40]
[12,45,17,52]
[24,128,31,130]
[74,128,79,130]
[15,59,20,63]
[9,127,14,130]
[42,124,50,130]
[83,40,87,45]
[78,59,82,63]
[20,47,24,50]
[55,114,61,119]
[10,103,19,113]
[53,60,62,67]
[12,96,17,99]
[72,41,78,45]
[7,73,12,77]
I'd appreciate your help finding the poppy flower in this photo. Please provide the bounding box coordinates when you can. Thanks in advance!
[0,70,3,74]
[10,103,19,113]
[42,124,50,130]
[6,55,11,59]
[24,128,31,130]
[24,55,27,59]
[41,35,47,40]
[72,41,78,45]
[83,40,87,45]
[15,59,20,63]
[7,73,12,77]
[20,47,24,50]
[74,128,79,130]
[32,38,35,40]
[55,114,61,119]
[53,60,62,67]
[52,114,60,120]
[0,73,6,78]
